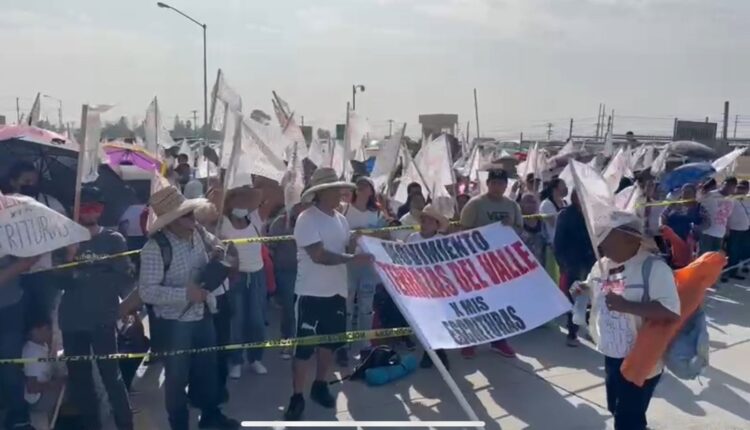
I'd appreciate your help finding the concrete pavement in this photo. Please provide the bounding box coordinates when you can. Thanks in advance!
[125,280,750,429]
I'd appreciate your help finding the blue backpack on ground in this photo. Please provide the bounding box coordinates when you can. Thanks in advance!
[641,255,710,380]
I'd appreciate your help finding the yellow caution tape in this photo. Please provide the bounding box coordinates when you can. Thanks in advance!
[0,327,413,365]
[29,193,749,273]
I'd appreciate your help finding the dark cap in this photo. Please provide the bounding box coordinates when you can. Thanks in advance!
[80,185,104,204]
[487,169,509,182]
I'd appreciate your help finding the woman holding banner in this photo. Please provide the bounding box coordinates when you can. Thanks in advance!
[338,176,389,366]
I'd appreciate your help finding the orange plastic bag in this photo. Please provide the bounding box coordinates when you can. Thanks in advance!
[620,251,725,387]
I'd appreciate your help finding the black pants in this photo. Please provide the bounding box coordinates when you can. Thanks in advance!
[726,230,748,276]
[213,295,232,400]
[63,325,134,430]
[604,356,661,430]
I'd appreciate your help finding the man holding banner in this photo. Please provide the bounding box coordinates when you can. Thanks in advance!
[284,168,374,421]
[458,169,523,358]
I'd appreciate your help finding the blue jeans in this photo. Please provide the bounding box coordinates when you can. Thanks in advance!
[161,317,220,430]
[346,263,378,351]
[274,269,297,340]
[0,301,30,430]
[229,270,267,364]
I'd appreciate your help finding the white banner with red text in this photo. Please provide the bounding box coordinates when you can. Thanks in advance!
[360,224,572,350]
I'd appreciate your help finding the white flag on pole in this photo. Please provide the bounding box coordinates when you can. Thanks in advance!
[28,93,41,127]
[603,131,614,157]
[282,141,305,211]
[394,135,454,206]
[224,116,287,189]
[209,69,242,129]
[371,124,405,191]
[80,104,113,183]
[307,137,326,167]
[348,109,371,163]
[570,160,639,246]
[712,147,747,174]
[602,147,630,193]
[144,97,175,154]
[650,147,669,176]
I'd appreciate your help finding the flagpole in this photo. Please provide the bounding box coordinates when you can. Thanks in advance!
[216,113,244,233]
[73,104,89,223]
[154,97,159,150]
[344,102,351,180]
[473,88,480,138]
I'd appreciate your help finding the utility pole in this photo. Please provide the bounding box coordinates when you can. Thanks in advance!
[473,88,480,138]
[15,97,20,123]
[520,132,524,145]
[388,119,394,137]
[734,114,739,138]
[606,115,612,136]
[610,109,615,137]
[546,123,553,141]
[301,115,304,126]
[568,118,574,140]
[595,103,602,139]
[722,101,730,143]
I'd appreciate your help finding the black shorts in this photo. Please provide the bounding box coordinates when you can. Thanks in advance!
[294,294,346,360]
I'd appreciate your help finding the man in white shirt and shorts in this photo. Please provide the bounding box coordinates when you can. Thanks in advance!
[284,168,374,421]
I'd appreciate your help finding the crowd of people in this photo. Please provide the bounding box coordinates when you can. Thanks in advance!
[0,147,745,430]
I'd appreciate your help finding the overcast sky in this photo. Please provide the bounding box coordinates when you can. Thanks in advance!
[2,0,749,139]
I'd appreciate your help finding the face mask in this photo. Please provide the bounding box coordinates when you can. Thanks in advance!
[19,184,40,197]
[231,208,249,219]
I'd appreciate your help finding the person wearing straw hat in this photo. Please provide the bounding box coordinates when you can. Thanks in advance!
[284,168,374,421]
[138,185,239,430]
[572,216,679,430]
[404,204,451,370]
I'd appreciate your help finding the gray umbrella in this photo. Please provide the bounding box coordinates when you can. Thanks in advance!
[668,140,717,159]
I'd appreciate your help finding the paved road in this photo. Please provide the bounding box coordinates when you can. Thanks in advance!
[124,280,750,429]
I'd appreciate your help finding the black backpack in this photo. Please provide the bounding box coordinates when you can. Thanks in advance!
[349,346,401,381]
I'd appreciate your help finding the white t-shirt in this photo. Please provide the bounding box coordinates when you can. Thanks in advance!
[539,199,562,243]
[294,206,351,297]
[728,197,750,231]
[23,341,52,405]
[219,216,263,272]
[700,191,735,238]
[249,210,266,235]
[342,204,383,229]
[585,250,680,377]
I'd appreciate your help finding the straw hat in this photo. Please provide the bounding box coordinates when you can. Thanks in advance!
[419,204,450,232]
[300,167,355,203]
[148,185,209,235]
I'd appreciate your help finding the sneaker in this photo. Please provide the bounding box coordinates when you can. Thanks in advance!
[566,337,580,348]
[249,361,268,375]
[491,340,517,358]
[280,347,292,360]
[336,348,349,368]
[284,394,305,421]
[460,347,476,359]
[310,380,336,409]
[198,411,239,429]
[228,364,242,380]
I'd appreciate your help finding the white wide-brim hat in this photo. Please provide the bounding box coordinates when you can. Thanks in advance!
[420,204,450,232]
[148,185,210,235]
[300,167,356,203]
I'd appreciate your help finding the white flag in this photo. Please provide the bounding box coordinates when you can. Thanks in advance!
[602,147,630,193]
[307,137,325,167]
[27,93,41,127]
[144,96,175,154]
[225,116,287,190]
[282,141,305,211]
[348,109,371,163]
[650,147,669,176]
[570,160,639,246]
[558,139,575,157]
[394,135,454,205]
[712,147,747,174]
[209,69,242,129]
[80,104,113,183]
[371,124,405,191]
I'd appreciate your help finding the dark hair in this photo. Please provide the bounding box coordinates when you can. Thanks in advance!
[7,161,36,182]
[26,312,51,334]
[724,176,738,186]
[352,181,379,212]
[701,178,717,192]
[738,180,749,188]
[177,154,189,162]
[540,178,564,202]
[407,182,422,194]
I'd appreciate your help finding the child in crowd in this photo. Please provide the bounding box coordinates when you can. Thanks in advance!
[406,205,450,370]
[23,315,64,409]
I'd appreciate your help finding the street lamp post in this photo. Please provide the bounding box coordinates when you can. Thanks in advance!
[42,94,63,129]
[352,84,365,111]
[157,2,208,145]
